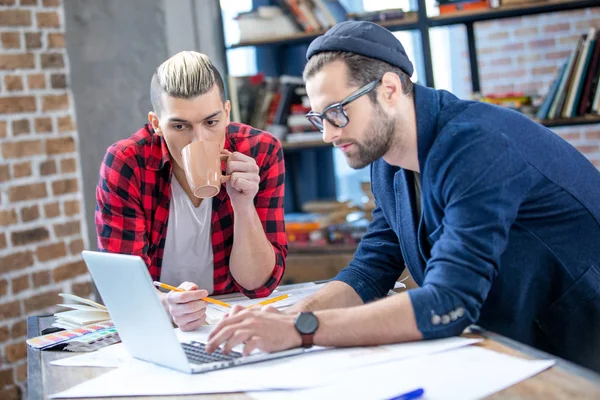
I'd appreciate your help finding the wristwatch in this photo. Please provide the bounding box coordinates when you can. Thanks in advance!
[294,312,319,348]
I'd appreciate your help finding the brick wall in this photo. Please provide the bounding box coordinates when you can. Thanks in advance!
[471,6,600,167]
[0,0,91,398]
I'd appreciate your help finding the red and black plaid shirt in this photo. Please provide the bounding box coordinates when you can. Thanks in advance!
[95,123,287,298]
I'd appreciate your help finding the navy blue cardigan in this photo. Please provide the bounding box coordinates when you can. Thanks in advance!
[334,84,600,371]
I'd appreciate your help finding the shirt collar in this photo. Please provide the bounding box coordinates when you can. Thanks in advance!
[146,125,172,171]
[414,84,441,172]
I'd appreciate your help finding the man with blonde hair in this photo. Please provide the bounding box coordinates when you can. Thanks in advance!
[95,51,287,331]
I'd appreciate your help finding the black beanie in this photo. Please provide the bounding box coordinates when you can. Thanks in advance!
[306,21,414,77]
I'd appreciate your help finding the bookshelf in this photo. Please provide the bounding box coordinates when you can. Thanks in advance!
[227,1,600,47]
[538,115,600,128]
[218,0,599,217]
[217,1,600,282]
[428,0,600,26]
[223,0,600,123]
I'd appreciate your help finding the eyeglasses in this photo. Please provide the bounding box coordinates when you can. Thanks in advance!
[305,78,382,133]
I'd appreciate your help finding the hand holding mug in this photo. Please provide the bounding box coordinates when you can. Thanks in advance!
[222,149,260,208]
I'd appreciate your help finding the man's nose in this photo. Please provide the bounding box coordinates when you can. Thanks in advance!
[322,121,342,144]
[191,128,210,142]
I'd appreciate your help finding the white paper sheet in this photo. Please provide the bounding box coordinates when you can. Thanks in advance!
[50,337,480,398]
[50,358,273,398]
[210,337,482,389]
[250,346,555,400]
[50,343,131,368]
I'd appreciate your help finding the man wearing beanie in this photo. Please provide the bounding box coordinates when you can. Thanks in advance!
[207,21,600,372]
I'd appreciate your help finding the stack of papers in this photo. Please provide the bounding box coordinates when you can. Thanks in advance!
[248,346,555,400]
[205,281,405,324]
[50,330,555,399]
[53,294,110,329]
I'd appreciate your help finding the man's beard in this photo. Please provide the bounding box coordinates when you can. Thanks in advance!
[346,106,396,169]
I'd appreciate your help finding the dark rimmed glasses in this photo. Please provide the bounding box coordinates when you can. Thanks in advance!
[305,78,382,133]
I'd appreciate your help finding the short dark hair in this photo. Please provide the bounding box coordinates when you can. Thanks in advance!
[150,51,226,115]
[303,51,414,102]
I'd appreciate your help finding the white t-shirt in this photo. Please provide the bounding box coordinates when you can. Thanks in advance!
[160,176,214,294]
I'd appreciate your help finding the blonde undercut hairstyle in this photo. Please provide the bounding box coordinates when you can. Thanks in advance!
[150,51,226,115]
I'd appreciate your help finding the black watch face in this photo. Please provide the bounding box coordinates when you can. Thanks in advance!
[296,312,318,334]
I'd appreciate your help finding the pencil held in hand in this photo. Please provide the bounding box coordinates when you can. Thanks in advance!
[152,281,231,308]
[153,281,185,292]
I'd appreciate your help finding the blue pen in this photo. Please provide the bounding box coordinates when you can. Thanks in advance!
[387,388,425,400]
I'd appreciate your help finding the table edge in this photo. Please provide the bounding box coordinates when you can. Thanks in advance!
[470,324,600,385]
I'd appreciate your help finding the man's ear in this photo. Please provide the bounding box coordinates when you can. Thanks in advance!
[223,100,231,125]
[380,71,401,106]
[148,111,162,136]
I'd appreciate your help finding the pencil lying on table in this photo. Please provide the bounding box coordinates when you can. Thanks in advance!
[248,293,291,308]
[152,281,231,308]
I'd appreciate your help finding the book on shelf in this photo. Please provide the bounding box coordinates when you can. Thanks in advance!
[437,0,490,14]
[577,28,600,116]
[547,41,579,119]
[277,0,348,33]
[537,28,600,120]
[562,28,596,118]
[235,6,300,42]
[318,0,349,24]
[229,74,319,143]
[536,63,566,120]
[53,293,110,329]
[348,8,406,22]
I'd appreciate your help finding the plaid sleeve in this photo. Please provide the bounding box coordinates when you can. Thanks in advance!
[233,138,287,298]
[95,145,150,265]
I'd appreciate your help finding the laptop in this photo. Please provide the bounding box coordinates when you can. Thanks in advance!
[81,250,305,374]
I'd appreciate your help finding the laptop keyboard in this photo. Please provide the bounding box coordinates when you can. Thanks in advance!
[182,341,242,364]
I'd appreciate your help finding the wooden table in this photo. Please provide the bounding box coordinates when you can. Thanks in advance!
[282,244,356,285]
[28,316,600,400]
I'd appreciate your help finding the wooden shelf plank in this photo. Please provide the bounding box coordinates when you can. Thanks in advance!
[281,140,330,151]
[228,1,597,48]
[429,0,600,27]
[278,116,600,150]
[228,13,419,49]
[538,115,600,128]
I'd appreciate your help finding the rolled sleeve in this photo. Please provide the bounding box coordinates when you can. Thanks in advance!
[333,201,405,303]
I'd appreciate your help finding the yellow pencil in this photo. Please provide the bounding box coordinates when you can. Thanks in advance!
[152,281,231,308]
[249,293,291,308]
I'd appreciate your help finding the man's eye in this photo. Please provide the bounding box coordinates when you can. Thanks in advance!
[173,124,185,130]
[206,120,218,127]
